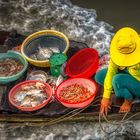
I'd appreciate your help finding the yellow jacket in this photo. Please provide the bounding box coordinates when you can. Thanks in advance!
[103,59,140,99]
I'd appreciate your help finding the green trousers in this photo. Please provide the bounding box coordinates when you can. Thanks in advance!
[95,68,140,100]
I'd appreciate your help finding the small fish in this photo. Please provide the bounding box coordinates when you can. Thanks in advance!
[35,96,47,103]
[36,46,53,60]
[30,54,38,60]
[47,76,57,84]
[49,47,60,53]
[35,82,46,89]
[27,75,47,82]
[56,75,64,86]
[22,85,35,91]
[13,82,48,108]
[27,70,48,83]
[20,96,32,107]
[14,92,27,102]
[31,101,40,107]
[26,89,47,98]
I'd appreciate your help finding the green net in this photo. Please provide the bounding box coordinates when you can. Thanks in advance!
[50,53,67,77]
[50,53,67,66]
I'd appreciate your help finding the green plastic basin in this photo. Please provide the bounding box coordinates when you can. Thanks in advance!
[0,51,28,84]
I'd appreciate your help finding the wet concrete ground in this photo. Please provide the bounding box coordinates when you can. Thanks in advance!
[0,121,140,140]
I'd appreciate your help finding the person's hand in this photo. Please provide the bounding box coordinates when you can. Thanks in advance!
[100,97,111,116]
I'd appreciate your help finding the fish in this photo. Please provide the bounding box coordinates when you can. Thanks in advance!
[47,76,57,85]
[31,101,40,107]
[36,46,53,60]
[14,92,27,102]
[26,89,48,98]
[49,47,60,53]
[29,44,60,61]
[20,96,32,107]
[22,85,35,91]
[30,54,38,60]
[13,82,48,108]
[35,82,46,89]
[56,75,64,86]
[26,71,48,82]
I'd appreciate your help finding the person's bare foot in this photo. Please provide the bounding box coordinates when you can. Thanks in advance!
[119,99,132,113]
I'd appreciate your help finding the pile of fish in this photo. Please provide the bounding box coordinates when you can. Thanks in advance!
[59,84,93,103]
[0,58,23,77]
[30,45,60,60]
[13,82,48,107]
[26,70,48,82]
[27,70,64,92]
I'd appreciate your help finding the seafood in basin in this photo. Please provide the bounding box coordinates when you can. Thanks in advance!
[0,58,23,77]
[59,84,93,103]
[49,47,60,53]
[13,82,48,107]
[29,44,60,61]
[26,70,48,82]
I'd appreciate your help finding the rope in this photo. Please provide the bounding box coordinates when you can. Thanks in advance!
[98,103,140,136]
[99,110,129,137]
[42,95,140,128]
[46,105,88,125]
[102,110,129,125]
[45,96,101,125]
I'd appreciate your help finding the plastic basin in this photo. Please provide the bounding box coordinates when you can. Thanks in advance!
[21,30,69,67]
[55,78,97,108]
[66,48,98,78]
[0,51,28,84]
[9,80,53,111]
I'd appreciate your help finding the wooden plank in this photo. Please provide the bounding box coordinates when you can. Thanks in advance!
[0,112,140,126]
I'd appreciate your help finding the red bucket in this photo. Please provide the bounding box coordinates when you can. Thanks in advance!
[9,80,53,111]
[55,78,97,108]
[66,48,98,78]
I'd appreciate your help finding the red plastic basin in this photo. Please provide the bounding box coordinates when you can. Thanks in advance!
[9,80,53,111]
[66,48,98,78]
[55,78,97,108]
